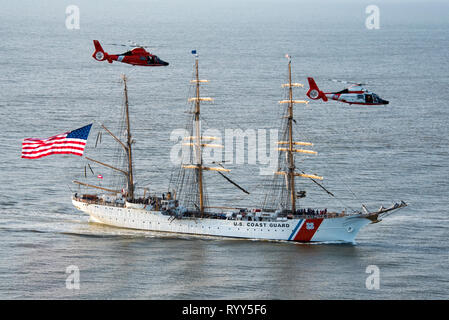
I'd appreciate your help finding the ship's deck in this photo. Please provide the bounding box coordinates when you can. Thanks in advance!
[73,196,351,221]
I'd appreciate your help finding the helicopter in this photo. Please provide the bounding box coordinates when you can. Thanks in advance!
[306,77,389,105]
[92,40,169,66]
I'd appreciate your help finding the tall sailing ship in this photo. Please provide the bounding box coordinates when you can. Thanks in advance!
[72,55,406,243]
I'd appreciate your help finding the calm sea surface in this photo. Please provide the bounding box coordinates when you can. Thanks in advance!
[0,0,448,299]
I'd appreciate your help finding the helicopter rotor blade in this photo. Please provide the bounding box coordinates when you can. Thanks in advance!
[327,79,366,86]
[107,42,150,48]
[107,43,129,47]
[127,40,152,48]
[107,40,157,49]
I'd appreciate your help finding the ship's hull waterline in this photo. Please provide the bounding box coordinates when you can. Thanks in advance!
[72,199,372,243]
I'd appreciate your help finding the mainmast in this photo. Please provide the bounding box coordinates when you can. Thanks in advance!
[182,51,229,215]
[276,56,323,213]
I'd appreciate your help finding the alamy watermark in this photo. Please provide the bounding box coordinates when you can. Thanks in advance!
[365,5,380,30]
[66,265,80,290]
[170,125,279,176]
[365,265,380,290]
[65,5,80,30]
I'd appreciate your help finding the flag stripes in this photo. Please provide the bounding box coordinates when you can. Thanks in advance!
[21,124,92,159]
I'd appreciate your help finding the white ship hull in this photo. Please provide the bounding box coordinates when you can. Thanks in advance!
[72,199,372,243]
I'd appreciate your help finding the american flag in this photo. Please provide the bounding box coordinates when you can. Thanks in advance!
[21,124,92,159]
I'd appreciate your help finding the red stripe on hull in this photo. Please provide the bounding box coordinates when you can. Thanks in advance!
[293,218,323,242]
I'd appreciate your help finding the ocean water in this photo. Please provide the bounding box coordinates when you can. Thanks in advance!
[0,0,448,299]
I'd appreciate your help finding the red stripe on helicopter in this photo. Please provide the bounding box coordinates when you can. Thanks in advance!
[293,218,323,242]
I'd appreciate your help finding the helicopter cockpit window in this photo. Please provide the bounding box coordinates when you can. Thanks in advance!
[365,94,373,103]
[372,94,379,103]
[357,94,364,100]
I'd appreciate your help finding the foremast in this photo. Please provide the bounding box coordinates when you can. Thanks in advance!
[193,57,204,213]
[276,56,323,213]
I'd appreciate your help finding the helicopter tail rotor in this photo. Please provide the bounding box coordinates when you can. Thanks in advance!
[92,40,108,62]
[306,77,328,102]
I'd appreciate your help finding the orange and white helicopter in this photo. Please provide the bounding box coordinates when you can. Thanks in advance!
[306,77,389,105]
[92,40,169,67]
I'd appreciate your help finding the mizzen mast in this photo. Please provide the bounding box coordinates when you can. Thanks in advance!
[76,75,135,200]
[122,75,134,200]
[287,59,296,213]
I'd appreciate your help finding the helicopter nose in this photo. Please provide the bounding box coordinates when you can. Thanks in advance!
[383,100,389,105]
[159,59,169,66]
